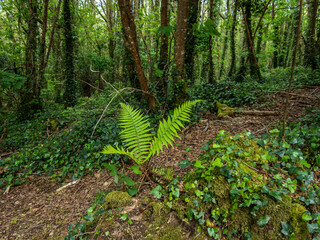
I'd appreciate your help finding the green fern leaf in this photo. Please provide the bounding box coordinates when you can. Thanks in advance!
[101,145,141,164]
[150,100,201,156]
[118,103,153,163]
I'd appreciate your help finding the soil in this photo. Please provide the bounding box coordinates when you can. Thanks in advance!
[0,86,319,240]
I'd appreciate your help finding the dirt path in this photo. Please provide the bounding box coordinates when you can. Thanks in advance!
[0,87,319,239]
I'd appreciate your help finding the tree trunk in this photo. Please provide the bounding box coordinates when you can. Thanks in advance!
[241,1,262,81]
[272,2,280,68]
[19,0,41,120]
[185,0,199,84]
[157,0,169,96]
[38,0,49,90]
[219,0,230,79]
[228,0,238,77]
[208,0,216,83]
[63,0,77,107]
[174,0,189,104]
[118,0,156,108]
[304,0,319,69]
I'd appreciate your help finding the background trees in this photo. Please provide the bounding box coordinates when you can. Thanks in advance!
[0,0,319,115]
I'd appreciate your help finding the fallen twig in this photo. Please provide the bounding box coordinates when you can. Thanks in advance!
[0,152,13,158]
[56,180,79,192]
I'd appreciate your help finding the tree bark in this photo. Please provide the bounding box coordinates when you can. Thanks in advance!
[219,0,230,79]
[272,2,280,68]
[185,0,199,84]
[208,0,216,83]
[304,0,319,69]
[174,0,190,104]
[118,0,156,108]
[63,0,77,107]
[282,0,303,139]
[38,0,49,89]
[19,0,41,120]
[228,0,238,77]
[158,0,169,96]
[241,1,262,81]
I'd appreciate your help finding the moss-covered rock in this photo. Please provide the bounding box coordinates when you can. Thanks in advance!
[172,131,312,239]
[102,191,131,209]
[216,101,235,118]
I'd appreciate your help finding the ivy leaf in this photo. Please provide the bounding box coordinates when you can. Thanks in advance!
[258,216,270,227]
[128,188,138,196]
[151,185,163,198]
[208,228,215,237]
[302,212,313,221]
[86,213,94,222]
[120,213,128,221]
[269,190,282,201]
[307,223,320,233]
[129,165,142,175]
[194,160,205,169]
[212,158,223,168]
[281,221,293,236]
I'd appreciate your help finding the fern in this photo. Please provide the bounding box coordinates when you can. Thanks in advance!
[102,100,201,165]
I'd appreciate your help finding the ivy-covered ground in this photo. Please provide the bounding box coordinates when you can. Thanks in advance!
[0,75,320,239]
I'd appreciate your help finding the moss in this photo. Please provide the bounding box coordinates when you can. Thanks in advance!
[216,101,235,118]
[289,203,308,239]
[143,202,171,227]
[157,225,183,240]
[102,191,131,209]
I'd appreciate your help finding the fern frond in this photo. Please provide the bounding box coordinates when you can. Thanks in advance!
[101,145,142,164]
[118,103,153,163]
[150,100,201,156]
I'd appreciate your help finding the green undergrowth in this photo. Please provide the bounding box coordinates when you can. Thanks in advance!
[191,67,320,112]
[66,110,320,239]
[0,92,200,188]
[0,93,124,187]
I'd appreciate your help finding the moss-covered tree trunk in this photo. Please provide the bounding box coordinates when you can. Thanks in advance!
[19,0,41,120]
[208,0,216,83]
[185,0,199,84]
[304,0,319,70]
[63,0,77,107]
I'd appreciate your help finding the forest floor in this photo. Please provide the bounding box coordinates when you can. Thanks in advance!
[0,86,319,240]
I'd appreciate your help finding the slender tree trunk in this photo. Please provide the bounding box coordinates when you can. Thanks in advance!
[282,0,303,139]
[185,0,199,84]
[38,0,49,90]
[272,2,280,68]
[256,25,263,56]
[44,0,62,70]
[208,0,216,83]
[174,0,189,104]
[219,0,230,79]
[19,0,41,120]
[279,20,289,67]
[158,0,169,96]
[63,0,77,107]
[241,1,262,81]
[304,0,319,69]
[228,0,238,77]
[118,0,156,107]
